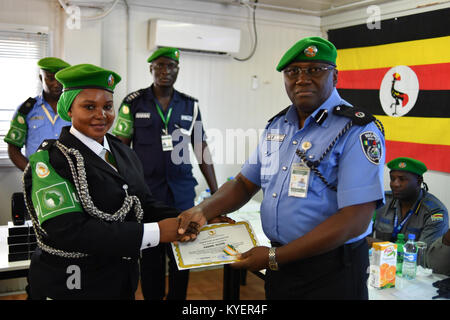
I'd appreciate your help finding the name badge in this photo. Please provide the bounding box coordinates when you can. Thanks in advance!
[181,115,193,121]
[161,134,173,151]
[29,116,44,121]
[266,133,286,142]
[288,163,310,198]
[136,112,151,119]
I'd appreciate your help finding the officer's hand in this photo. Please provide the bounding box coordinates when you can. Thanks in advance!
[177,206,207,242]
[208,215,236,225]
[231,246,270,272]
[158,218,180,243]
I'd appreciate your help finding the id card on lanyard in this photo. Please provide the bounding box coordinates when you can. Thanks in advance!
[155,103,173,151]
[288,162,310,198]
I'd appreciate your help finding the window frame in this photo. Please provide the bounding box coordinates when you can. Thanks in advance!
[0,24,51,167]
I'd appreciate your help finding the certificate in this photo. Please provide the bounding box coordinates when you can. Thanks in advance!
[171,221,259,270]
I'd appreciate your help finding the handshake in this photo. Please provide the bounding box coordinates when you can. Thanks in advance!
[158,206,235,243]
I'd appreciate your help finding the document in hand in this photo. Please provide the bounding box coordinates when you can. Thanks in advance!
[171,221,259,270]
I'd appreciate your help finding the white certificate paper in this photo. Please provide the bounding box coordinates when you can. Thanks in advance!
[171,221,259,270]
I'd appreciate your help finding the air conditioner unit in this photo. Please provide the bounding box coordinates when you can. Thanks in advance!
[148,19,241,55]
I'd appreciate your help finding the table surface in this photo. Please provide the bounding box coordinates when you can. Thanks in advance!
[368,271,447,300]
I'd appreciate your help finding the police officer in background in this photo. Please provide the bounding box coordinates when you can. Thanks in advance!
[178,37,386,300]
[113,47,218,300]
[4,57,71,170]
[369,157,448,248]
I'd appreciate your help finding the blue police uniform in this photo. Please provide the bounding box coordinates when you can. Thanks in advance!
[117,85,204,210]
[241,88,385,299]
[242,88,386,245]
[5,93,71,158]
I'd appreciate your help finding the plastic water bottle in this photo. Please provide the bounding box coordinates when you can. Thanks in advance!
[201,189,211,200]
[195,189,211,205]
[395,233,405,276]
[402,234,418,280]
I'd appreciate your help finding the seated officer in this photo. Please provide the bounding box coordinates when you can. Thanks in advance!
[370,157,448,248]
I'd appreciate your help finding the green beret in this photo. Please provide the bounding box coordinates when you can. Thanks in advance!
[387,157,427,176]
[276,36,337,72]
[147,47,180,63]
[55,64,121,122]
[37,57,70,73]
[55,64,121,93]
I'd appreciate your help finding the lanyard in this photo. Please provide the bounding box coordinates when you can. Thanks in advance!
[391,197,423,240]
[155,103,172,134]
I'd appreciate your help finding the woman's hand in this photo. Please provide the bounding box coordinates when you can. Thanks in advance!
[158,218,181,243]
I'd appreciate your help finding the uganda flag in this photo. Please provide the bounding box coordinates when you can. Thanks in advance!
[328,8,450,172]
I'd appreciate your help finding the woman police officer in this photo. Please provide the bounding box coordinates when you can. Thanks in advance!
[23,64,186,299]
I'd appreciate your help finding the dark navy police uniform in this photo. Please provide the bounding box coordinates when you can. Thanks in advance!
[113,84,205,299]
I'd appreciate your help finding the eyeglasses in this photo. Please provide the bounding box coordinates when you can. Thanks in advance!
[151,62,179,71]
[283,66,335,79]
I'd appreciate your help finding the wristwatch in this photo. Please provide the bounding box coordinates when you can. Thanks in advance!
[268,247,279,271]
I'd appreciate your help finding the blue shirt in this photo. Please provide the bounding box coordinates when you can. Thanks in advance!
[9,93,71,158]
[241,89,385,245]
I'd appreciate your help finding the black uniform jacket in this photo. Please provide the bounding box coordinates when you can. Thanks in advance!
[24,126,179,299]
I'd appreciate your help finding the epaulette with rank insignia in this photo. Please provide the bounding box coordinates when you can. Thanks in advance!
[122,89,145,105]
[18,97,37,115]
[333,104,384,136]
[267,106,290,125]
[179,92,198,102]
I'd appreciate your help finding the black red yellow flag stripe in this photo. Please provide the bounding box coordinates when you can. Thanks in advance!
[328,8,450,172]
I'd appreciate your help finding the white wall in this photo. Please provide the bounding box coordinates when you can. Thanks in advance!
[98,0,322,199]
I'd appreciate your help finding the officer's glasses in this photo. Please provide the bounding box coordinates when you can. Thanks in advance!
[152,62,179,72]
[283,66,335,79]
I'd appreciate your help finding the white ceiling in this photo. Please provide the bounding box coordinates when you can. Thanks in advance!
[189,0,396,16]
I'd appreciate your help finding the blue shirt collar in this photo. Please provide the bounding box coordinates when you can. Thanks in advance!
[284,88,348,129]
[36,91,56,112]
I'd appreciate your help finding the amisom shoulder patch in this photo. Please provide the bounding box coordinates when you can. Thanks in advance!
[29,149,83,224]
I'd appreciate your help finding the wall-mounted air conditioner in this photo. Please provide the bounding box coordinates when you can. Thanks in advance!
[148,19,241,55]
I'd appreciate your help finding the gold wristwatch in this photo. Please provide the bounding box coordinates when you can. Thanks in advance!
[268,247,279,271]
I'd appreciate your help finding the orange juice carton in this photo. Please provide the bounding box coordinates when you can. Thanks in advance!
[369,242,397,289]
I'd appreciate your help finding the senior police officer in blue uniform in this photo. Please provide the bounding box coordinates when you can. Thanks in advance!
[4,57,71,171]
[178,37,386,300]
[113,47,218,300]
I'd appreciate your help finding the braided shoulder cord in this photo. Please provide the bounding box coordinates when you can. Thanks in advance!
[295,120,354,192]
[23,141,144,259]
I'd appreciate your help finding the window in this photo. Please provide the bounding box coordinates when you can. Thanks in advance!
[0,30,49,165]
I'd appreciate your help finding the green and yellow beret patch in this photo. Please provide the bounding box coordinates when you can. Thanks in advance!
[387,157,427,176]
[276,36,337,71]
